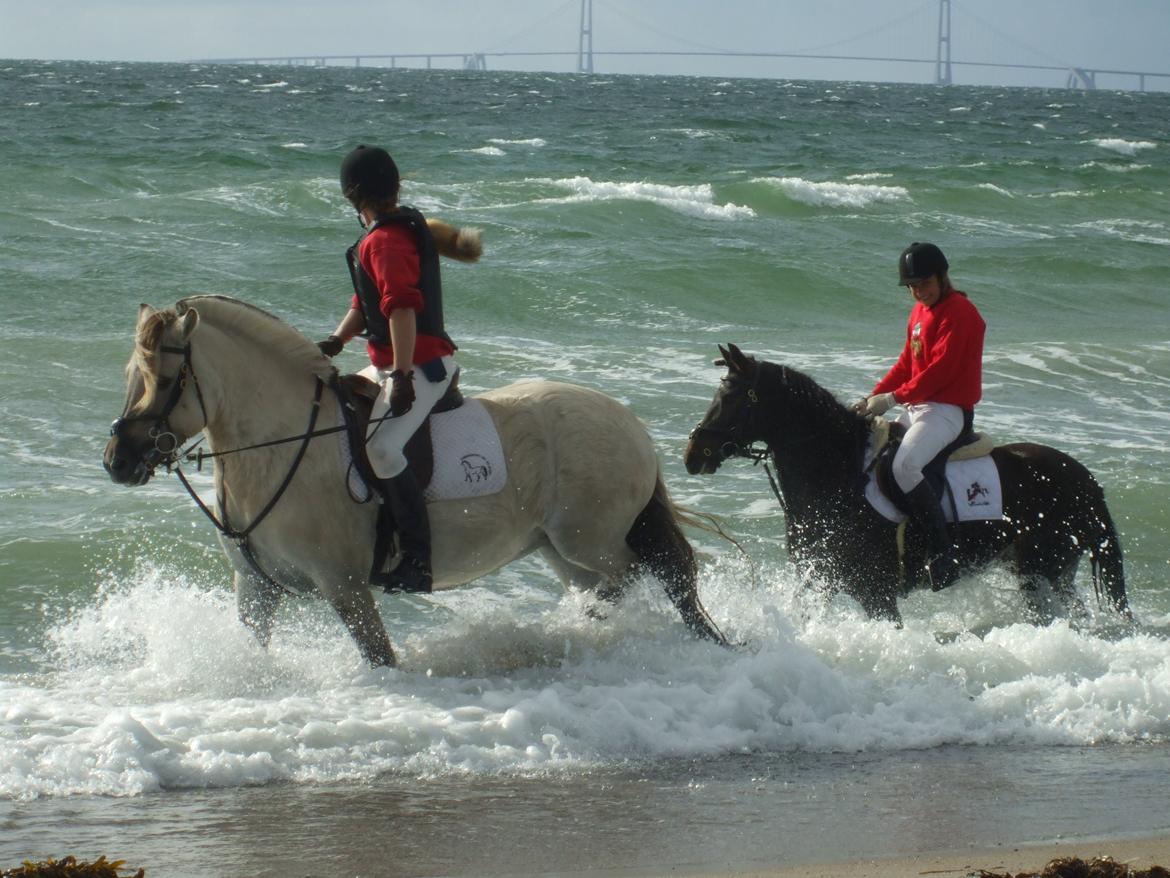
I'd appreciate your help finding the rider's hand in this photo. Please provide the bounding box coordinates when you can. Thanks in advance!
[851,396,869,415]
[389,369,415,416]
[317,335,344,357]
[862,392,897,417]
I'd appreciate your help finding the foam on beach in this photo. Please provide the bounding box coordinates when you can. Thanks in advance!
[2,554,1167,800]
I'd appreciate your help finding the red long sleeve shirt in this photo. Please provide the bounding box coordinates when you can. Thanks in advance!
[872,289,985,408]
[350,223,455,371]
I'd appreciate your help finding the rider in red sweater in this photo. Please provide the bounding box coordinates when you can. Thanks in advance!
[317,145,475,595]
[854,242,986,590]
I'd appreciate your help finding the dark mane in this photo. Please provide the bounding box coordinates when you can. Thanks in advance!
[756,360,862,436]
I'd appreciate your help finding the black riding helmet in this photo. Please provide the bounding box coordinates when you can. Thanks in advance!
[339,144,400,206]
[898,242,948,285]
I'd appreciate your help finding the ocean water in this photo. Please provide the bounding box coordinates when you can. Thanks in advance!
[1,60,1169,875]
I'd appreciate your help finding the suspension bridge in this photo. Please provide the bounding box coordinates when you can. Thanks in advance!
[194,0,1170,92]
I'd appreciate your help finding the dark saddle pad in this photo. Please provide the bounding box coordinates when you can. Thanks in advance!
[335,370,464,498]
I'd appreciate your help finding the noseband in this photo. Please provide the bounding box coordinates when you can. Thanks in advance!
[110,343,208,473]
[689,368,774,466]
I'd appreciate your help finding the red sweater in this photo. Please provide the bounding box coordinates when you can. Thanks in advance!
[350,222,456,371]
[872,289,985,408]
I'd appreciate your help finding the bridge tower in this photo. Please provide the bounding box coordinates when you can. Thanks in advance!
[577,0,594,73]
[935,0,953,85]
[1066,67,1098,89]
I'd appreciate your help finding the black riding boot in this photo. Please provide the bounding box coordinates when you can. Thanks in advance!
[372,470,433,594]
[903,480,960,591]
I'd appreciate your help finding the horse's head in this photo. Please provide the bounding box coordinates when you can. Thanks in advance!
[104,303,207,485]
[684,343,766,475]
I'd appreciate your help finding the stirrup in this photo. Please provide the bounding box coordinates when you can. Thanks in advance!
[926,554,960,592]
[372,555,433,594]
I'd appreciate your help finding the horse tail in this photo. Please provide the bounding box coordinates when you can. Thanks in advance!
[626,471,729,646]
[1086,491,1131,618]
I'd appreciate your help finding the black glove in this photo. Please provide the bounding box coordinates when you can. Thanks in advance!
[317,335,344,357]
[389,369,415,416]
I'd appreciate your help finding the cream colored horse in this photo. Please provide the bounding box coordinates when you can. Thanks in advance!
[104,296,724,666]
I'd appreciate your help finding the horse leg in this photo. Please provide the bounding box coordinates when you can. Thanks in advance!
[324,587,397,668]
[1015,531,1083,625]
[538,546,622,621]
[623,477,728,645]
[850,580,903,627]
[235,569,282,648]
[539,546,603,591]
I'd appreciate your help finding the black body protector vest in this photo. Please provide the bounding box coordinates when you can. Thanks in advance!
[346,206,456,352]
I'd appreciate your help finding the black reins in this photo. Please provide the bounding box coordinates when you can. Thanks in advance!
[115,341,343,596]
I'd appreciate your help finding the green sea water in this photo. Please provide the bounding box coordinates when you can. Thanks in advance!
[1,60,1169,874]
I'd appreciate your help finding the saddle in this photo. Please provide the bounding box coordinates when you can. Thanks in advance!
[869,419,994,519]
[334,370,465,500]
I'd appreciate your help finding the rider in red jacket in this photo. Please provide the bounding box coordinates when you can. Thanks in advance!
[854,242,986,590]
[316,145,463,595]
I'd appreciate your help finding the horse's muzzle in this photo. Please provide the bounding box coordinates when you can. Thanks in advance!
[103,439,156,485]
[104,419,169,486]
[683,431,727,476]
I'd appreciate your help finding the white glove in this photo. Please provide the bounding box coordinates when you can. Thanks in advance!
[862,392,897,416]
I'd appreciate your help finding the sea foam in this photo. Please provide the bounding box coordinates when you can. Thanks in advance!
[1088,138,1157,156]
[756,176,910,208]
[532,177,754,220]
[2,556,1166,800]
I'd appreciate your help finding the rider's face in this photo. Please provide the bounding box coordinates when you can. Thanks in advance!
[907,275,942,307]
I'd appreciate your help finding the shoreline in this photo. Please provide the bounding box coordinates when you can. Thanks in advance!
[702,834,1170,878]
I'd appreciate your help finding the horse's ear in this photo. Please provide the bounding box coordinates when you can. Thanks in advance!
[135,304,155,333]
[177,307,200,342]
[715,344,731,368]
[723,343,751,373]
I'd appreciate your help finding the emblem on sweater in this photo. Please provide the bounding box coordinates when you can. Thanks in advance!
[911,321,923,358]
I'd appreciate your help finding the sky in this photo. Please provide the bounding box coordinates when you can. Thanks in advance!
[1,0,1168,91]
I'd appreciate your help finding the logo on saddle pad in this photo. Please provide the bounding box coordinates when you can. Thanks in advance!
[966,480,991,506]
[461,453,493,484]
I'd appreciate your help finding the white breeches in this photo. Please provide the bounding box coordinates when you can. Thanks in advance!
[365,355,456,478]
[892,402,965,493]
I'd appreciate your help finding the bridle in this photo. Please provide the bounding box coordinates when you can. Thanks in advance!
[688,363,834,514]
[688,365,780,468]
[111,338,338,596]
[110,343,209,474]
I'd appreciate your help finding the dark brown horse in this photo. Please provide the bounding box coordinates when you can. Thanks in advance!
[684,344,1131,626]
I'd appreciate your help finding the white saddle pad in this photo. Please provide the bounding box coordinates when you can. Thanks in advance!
[864,448,1003,524]
[342,399,508,502]
[421,399,508,501]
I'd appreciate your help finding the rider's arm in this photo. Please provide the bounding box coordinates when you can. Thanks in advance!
[331,307,366,342]
[388,309,417,374]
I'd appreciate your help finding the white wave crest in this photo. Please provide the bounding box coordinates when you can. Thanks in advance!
[757,176,910,208]
[1088,138,1157,156]
[535,176,755,220]
[1079,161,1152,173]
[1073,219,1170,246]
[488,137,546,147]
[976,183,1015,198]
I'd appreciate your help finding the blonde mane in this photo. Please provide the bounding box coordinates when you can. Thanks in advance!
[128,308,176,415]
[129,296,335,414]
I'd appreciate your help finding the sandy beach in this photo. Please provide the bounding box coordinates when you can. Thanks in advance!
[701,835,1170,878]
